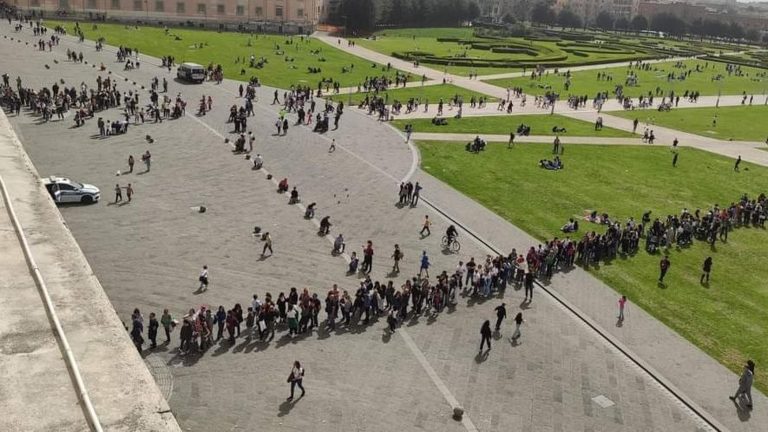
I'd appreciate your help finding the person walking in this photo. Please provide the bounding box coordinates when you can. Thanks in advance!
[127,155,134,173]
[701,257,713,284]
[419,215,431,237]
[261,232,273,256]
[147,312,159,349]
[391,244,402,273]
[510,312,524,342]
[114,184,122,203]
[734,155,742,171]
[618,295,627,321]
[126,183,134,202]
[141,150,151,172]
[479,320,492,353]
[287,360,305,401]
[411,182,422,206]
[659,256,670,283]
[160,308,173,343]
[198,265,209,290]
[419,251,430,278]
[130,314,144,353]
[494,303,507,331]
[730,360,755,409]
[361,241,374,274]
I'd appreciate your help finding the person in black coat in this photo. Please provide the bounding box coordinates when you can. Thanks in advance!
[480,320,492,353]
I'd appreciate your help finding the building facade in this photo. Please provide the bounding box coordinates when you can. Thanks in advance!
[555,0,639,24]
[12,0,324,32]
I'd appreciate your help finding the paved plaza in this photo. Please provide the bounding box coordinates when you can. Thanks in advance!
[1,21,765,432]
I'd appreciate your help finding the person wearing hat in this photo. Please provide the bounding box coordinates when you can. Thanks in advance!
[730,360,755,409]
[494,303,507,331]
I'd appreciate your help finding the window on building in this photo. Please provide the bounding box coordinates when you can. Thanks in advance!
[176,1,184,12]
[275,5,283,17]
[216,4,225,14]
[58,0,69,9]
[155,0,163,11]
[197,3,206,14]
[110,0,119,9]
[254,6,262,16]
[297,8,303,18]
[133,0,143,11]
[86,0,97,9]
[236,5,244,16]
[30,0,40,6]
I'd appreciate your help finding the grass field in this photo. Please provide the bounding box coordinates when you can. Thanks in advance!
[352,28,657,76]
[47,21,413,88]
[610,105,768,142]
[419,141,768,392]
[326,83,495,105]
[391,114,634,137]
[489,59,768,98]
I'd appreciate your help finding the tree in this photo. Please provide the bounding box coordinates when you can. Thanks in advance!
[746,28,761,43]
[615,17,630,31]
[341,0,376,32]
[503,13,517,25]
[531,1,555,25]
[651,13,686,37]
[557,8,582,29]
[630,15,648,32]
[511,0,534,22]
[728,21,744,40]
[466,1,481,21]
[595,11,614,30]
[387,0,410,26]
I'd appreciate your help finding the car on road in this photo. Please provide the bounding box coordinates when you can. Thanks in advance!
[177,62,206,83]
[43,176,100,204]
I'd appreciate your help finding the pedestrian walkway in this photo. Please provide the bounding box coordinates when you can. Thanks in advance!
[410,132,644,145]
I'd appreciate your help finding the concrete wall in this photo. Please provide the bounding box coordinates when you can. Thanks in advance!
[0,109,182,432]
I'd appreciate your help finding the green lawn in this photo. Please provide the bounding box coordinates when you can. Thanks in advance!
[47,20,413,88]
[326,83,495,105]
[609,105,768,142]
[419,141,768,393]
[391,114,634,137]
[489,59,768,98]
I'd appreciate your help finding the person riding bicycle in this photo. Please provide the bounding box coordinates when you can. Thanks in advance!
[446,225,458,244]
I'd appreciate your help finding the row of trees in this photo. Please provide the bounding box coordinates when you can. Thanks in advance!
[332,0,766,43]
[331,0,482,32]
[527,1,765,43]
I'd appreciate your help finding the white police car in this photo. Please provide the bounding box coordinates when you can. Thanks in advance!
[43,176,100,204]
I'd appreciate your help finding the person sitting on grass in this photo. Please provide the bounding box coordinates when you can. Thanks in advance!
[552,126,567,133]
[561,218,579,233]
[466,136,486,153]
[539,156,563,170]
[431,116,448,126]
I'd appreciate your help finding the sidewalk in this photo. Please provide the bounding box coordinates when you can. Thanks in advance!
[410,132,644,145]
[0,110,181,432]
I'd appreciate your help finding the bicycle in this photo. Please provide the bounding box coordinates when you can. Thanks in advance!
[441,235,461,253]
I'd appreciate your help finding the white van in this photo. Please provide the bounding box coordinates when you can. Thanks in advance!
[177,63,206,83]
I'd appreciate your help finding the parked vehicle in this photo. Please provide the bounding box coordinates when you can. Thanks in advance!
[43,176,100,204]
[177,63,206,83]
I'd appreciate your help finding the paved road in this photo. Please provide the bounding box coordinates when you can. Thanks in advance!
[1,22,765,432]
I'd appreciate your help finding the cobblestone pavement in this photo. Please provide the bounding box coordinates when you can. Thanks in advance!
[0,23,762,432]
